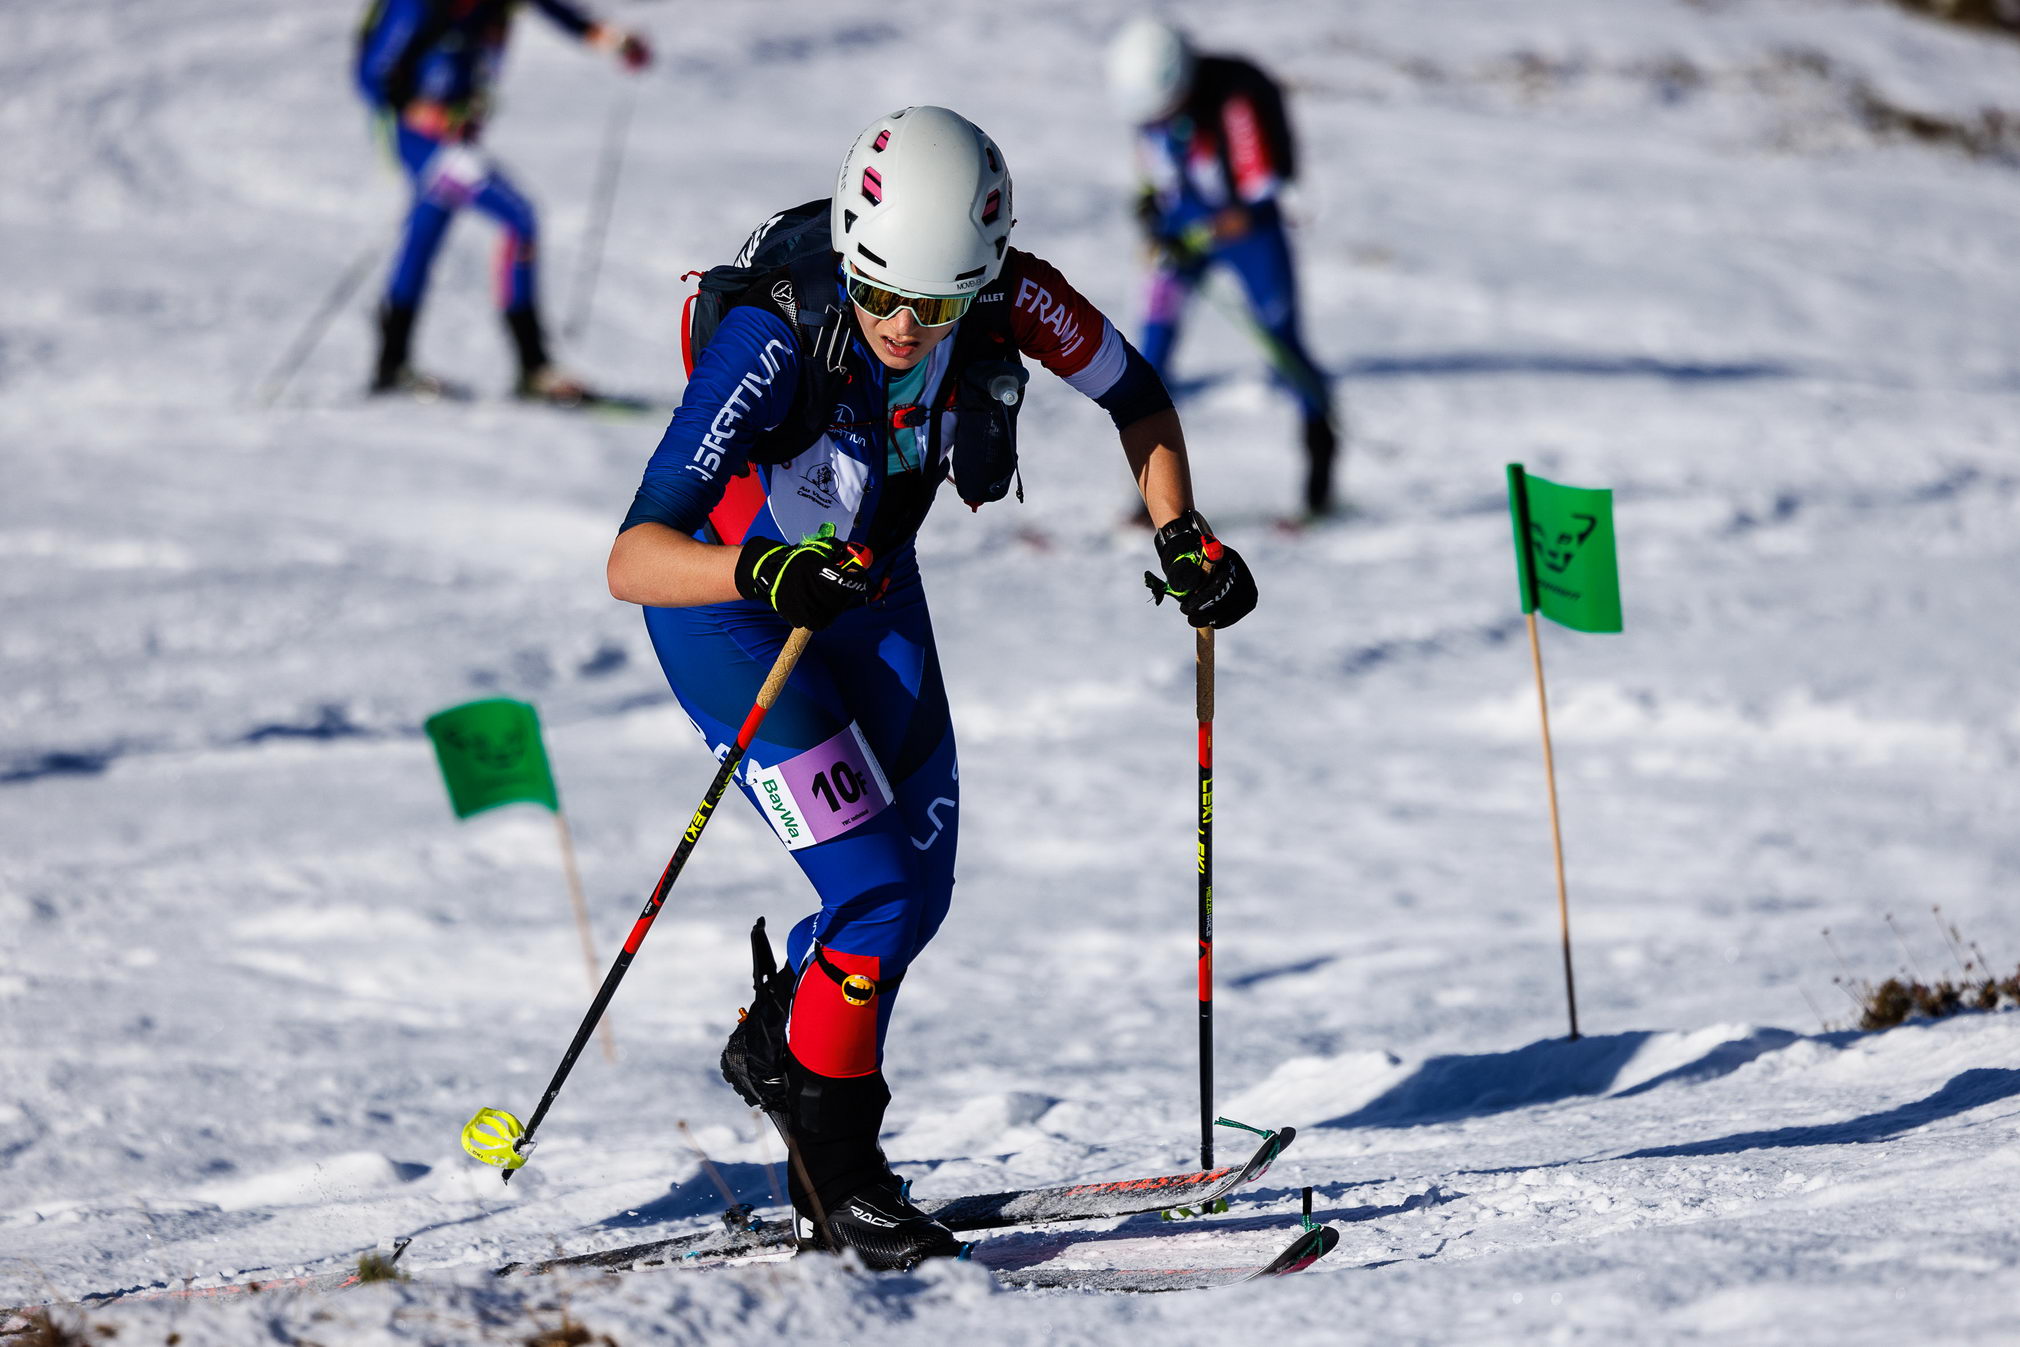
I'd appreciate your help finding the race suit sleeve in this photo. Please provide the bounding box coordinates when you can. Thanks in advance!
[1002,249,1173,429]
[620,307,802,535]
[529,0,598,38]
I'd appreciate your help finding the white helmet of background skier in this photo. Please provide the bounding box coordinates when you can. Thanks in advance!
[1106,16,1195,123]
[832,106,1013,312]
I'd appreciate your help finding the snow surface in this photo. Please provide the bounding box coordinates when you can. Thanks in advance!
[6,0,2020,1341]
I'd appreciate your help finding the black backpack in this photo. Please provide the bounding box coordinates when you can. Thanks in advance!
[680,199,854,468]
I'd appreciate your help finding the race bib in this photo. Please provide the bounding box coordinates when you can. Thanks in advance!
[745,723,893,851]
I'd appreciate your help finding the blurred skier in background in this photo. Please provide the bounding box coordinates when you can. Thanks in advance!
[1107,17,1342,521]
[607,106,1258,1269]
[354,0,651,403]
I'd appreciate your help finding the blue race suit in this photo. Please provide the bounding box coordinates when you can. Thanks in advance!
[620,252,1168,1076]
[356,0,597,314]
[1133,55,1332,429]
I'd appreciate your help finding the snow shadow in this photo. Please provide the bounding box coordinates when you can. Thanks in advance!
[1341,617,1523,678]
[1227,954,1339,990]
[1322,1027,1798,1131]
[1340,353,1796,383]
[0,748,117,785]
[599,1162,785,1229]
[1167,352,1795,401]
[239,703,370,743]
[1621,1066,2020,1159]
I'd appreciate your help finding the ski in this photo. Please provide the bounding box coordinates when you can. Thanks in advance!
[4,1239,412,1319]
[497,1218,794,1277]
[497,1124,1296,1278]
[498,1216,1336,1292]
[986,1221,1339,1292]
[930,1123,1295,1231]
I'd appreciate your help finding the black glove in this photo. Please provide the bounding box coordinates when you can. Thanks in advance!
[1133,187,1163,242]
[735,524,875,630]
[1143,510,1258,629]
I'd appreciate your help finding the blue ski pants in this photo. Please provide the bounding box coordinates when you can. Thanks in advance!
[380,119,540,312]
[642,558,958,1073]
[1140,207,1331,420]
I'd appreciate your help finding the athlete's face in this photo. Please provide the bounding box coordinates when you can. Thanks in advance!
[854,303,956,371]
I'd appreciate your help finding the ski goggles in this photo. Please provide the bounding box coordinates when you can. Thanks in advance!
[844,268,975,328]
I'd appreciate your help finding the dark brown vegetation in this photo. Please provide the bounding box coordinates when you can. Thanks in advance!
[1827,911,2020,1031]
[1889,0,2020,35]
[1858,969,2020,1031]
[524,1313,617,1347]
[0,1308,104,1346]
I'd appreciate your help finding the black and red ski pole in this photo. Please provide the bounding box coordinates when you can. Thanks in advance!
[1195,621,1216,1171]
[461,626,814,1179]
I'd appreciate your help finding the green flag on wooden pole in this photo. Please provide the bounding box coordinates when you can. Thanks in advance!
[1507,466,1623,634]
[1505,465,1625,1042]
[425,699,560,819]
[425,698,614,1060]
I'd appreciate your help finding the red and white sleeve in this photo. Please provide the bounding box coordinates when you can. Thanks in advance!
[1001,249,1130,400]
[1222,92,1281,205]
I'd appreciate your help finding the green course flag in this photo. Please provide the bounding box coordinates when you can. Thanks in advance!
[425,698,559,819]
[1506,465,1623,634]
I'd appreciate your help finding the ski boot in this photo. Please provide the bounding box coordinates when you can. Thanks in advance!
[504,305,597,407]
[721,920,966,1272]
[515,363,598,408]
[369,303,466,401]
[1302,413,1341,519]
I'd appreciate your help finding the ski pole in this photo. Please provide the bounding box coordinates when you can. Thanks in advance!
[1199,275,1333,414]
[1196,622,1216,1171]
[562,82,636,344]
[462,626,814,1180]
[251,241,384,408]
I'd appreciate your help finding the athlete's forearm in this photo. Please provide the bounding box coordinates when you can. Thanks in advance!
[1121,408,1194,530]
[607,523,743,607]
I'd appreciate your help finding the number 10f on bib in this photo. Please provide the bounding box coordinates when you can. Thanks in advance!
[745,722,895,850]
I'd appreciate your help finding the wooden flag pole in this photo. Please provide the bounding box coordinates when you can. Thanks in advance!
[1524,610,1580,1041]
[553,811,617,1062]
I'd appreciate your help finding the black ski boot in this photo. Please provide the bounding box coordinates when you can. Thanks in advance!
[505,305,594,406]
[778,1059,965,1269]
[369,303,462,400]
[1302,413,1341,519]
[721,921,965,1271]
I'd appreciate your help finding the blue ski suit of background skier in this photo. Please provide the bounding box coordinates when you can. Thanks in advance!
[1107,18,1341,519]
[605,106,1260,1269]
[354,0,649,401]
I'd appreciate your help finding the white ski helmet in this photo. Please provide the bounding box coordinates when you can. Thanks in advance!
[1106,17,1195,123]
[831,106,1013,298]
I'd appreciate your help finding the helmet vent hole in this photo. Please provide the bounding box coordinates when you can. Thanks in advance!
[981,189,1000,225]
[993,236,1008,259]
[844,209,858,233]
[856,243,888,268]
[872,129,891,152]
[860,167,883,205]
[955,266,986,282]
[985,146,1001,172]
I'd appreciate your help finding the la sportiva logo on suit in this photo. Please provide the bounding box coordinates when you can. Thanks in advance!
[690,338,792,476]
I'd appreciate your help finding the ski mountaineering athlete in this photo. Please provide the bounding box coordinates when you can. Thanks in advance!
[606,107,1260,1270]
[354,0,650,402]
[1106,18,1342,520]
